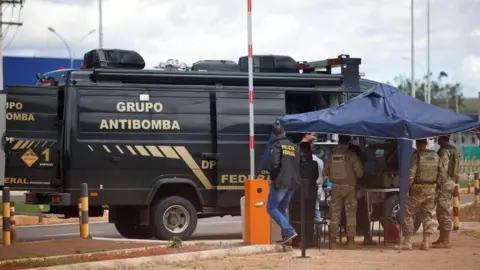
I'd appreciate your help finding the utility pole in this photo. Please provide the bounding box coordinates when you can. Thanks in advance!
[99,0,103,48]
[426,0,431,104]
[410,0,415,98]
[0,0,24,185]
[456,92,461,145]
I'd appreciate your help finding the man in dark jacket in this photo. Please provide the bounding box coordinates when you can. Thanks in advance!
[290,141,319,247]
[267,125,301,244]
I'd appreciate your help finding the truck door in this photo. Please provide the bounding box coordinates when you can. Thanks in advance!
[3,86,62,191]
[215,90,285,207]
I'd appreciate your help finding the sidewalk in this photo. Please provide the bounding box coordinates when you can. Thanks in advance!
[152,224,480,270]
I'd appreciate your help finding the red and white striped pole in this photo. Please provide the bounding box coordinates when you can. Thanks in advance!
[247,0,255,180]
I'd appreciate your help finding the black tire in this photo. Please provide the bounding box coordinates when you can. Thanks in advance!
[151,196,197,240]
[114,222,155,239]
[380,194,421,234]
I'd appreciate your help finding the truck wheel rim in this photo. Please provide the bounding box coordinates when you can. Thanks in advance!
[163,205,190,234]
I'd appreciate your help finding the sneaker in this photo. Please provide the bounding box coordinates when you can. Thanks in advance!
[278,232,298,244]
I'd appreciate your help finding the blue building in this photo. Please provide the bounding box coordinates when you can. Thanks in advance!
[3,56,83,90]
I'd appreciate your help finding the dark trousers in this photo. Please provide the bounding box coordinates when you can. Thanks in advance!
[289,199,316,247]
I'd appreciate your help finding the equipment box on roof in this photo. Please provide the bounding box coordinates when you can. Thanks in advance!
[238,55,299,73]
[191,60,239,72]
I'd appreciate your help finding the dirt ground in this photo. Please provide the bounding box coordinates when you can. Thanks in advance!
[150,222,480,270]
[0,239,221,269]
[459,204,480,221]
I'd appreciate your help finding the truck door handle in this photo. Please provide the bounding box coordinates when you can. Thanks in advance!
[202,153,219,159]
[109,156,121,163]
[9,149,22,155]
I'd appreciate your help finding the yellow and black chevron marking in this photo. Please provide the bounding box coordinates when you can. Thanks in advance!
[11,140,55,150]
[91,144,214,190]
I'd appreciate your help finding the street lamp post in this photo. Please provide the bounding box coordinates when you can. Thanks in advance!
[80,29,96,43]
[426,0,431,104]
[47,27,73,69]
[48,28,96,69]
[99,0,103,48]
[410,0,415,98]
[401,56,427,102]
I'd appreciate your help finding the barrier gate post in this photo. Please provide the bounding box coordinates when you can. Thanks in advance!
[244,179,270,245]
[2,187,11,246]
[80,183,89,238]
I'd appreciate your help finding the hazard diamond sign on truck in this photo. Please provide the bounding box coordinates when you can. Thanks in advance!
[21,149,38,167]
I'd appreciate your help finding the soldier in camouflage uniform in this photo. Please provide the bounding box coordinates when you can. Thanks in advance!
[401,139,447,251]
[324,135,363,249]
[432,135,459,248]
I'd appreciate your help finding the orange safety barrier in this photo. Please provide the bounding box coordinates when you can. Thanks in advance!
[244,179,271,245]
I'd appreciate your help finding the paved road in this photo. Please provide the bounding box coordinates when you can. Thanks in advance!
[0,190,25,202]
[15,216,243,242]
[461,195,474,205]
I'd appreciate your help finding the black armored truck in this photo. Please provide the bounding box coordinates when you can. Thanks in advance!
[2,49,415,240]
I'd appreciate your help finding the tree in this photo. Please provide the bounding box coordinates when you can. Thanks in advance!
[388,71,466,112]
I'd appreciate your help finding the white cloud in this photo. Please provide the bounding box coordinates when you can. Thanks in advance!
[2,0,480,96]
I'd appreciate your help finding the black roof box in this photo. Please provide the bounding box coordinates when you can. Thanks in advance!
[191,60,239,72]
[83,49,146,70]
[238,55,299,73]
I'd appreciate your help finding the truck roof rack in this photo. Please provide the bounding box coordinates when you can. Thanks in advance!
[298,54,361,74]
[298,54,361,92]
[89,68,342,88]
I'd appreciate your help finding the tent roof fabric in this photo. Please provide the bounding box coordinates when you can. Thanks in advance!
[278,84,480,139]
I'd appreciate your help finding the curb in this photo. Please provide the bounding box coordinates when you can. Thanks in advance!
[36,244,288,270]
[93,237,243,246]
[430,202,474,220]
[459,202,474,209]
[0,244,169,266]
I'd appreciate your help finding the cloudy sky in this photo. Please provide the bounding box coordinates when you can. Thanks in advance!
[3,0,480,97]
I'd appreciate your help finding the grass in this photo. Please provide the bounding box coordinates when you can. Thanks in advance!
[0,203,50,213]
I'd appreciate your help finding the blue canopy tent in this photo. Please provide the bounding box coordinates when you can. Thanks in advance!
[275,83,480,233]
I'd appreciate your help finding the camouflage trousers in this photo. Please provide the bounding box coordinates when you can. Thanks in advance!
[330,184,357,238]
[404,186,436,237]
[436,179,455,231]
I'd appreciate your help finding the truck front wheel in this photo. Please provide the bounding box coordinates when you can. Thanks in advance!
[151,196,197,240]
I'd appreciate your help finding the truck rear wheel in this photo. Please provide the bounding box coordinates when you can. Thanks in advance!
[151,196,197,240]
[381,194,421,234]
[114,222,155,239]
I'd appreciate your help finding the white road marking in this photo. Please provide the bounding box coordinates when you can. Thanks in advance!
[197,221,242,226]
[16,220,241,230]
[44,231,105,237]
[14,219,242,231]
